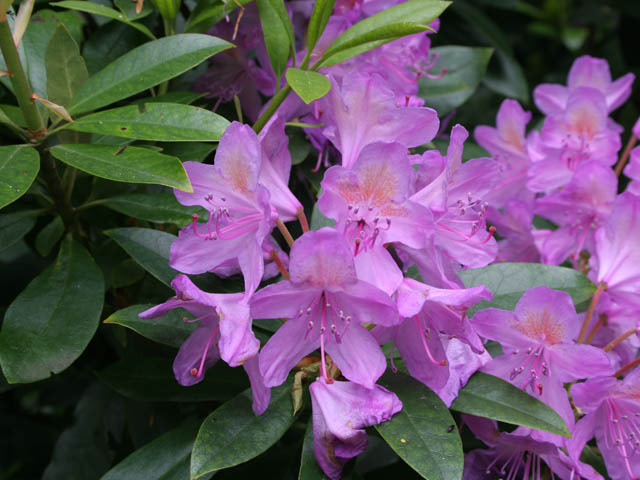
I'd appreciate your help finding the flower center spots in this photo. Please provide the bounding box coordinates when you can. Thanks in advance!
[509,346,549,396]
[191,193,262,241]
[437,193,496,245]
[515,309,565,345]
[604,398,640,479]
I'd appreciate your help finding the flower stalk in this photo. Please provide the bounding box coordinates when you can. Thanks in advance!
[577,281,607,343]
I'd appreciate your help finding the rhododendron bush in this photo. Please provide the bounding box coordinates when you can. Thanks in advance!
[2,0,640,478]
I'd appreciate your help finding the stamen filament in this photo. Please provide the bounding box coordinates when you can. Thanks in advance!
[577,281,607,343]
[604,327,637,352]
[269,249,290,280]
[277,218,294,248]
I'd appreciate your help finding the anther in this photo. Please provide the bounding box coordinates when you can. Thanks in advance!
[190,368,199,377]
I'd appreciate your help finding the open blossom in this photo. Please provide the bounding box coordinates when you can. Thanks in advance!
[462,415,603,480]
[310,379,402,480]
[534,55,634,115]
[138,275,269,414]
[318,141,432,294]
[489,198,540,263]
[569,368,640,480]
[528,87,621,192]
[624,146,640,196]
[319,72,439,169]
[170,122,276,294]
[471,286,613,433]
[251,228,400,389]
[590,192,640,310]
[534,161,617,265]
[373,277,492,404]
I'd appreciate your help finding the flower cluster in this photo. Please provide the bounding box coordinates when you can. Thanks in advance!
[141,3,640,479]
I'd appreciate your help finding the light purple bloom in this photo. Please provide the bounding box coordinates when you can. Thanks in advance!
[569,368,640,480]
[139,275,270,413]
[534,161,617,265]
[534,55,634,115]
[590,192,640,310]
[310,378,402,480]
[624,147,640,196]
[318,141,432,294]
[488,198,540,263]
[170,122,276,294]
[527,87,620,192]
[319,72,439,169]
[471,286,613,433]
[251,228,400,388]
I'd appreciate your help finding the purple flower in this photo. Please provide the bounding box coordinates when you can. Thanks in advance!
[310,378,402,480]
[318,141,432,294]
[590,192,640,310]
[170,122,276,294]
[319,72,439,169]
[527,87,620,192]
[251,228,400,389]
[569,369,640,480]
[534,161,617,265]
[470,286,613,433]
[139,275,270,413]
[534,55,634,115]
[373,278,492,404]
[624,147,640,196]
[489,198,541,263]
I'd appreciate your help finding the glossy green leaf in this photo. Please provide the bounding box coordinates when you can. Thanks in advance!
[50,144,192,192]
[374,371,463,480]
[96,357,247,402]
[67,34,233,115]
[130,91,206,106]
[451,372,571,437]
[418,46,493,116]
[0,238,105,383]
[45,23,89,107]
[35,215,65,257]
[257,0,294,81]
[83,21,147,75]
[307,0,335,52]
[101,421,199,480]
[50,1,155,40]
[298,421,329,480]
[96,193,205,226]
[151,0,181,23]
[191,377,297,478]
[286,69,331,104]
[185,0,253,33]
[458,262,597,316]
[110,259,146,288]
[67,103,229,141]
[104,304,195,348]
[0,146,40,210]
[0,210,38,253]
[104,227,178,286]
[319,0,450,66]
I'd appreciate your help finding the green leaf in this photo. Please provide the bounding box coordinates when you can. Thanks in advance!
[185,0,253,33]
[458,263,597,316]
[151,0,181,23]
[450,372,571,437]
[191,377,297,479]
[101,421,200,480]
[96,357,248,402]
[0,145,40,210]
[50,1,156,40]
[104,227,177,287]
[83,20,147,75]
[0,237,105,383]
[319,0,450,66]
[67,103,229,141]
[257,0,294,82]
[374,371,463,480]
[111,258,146,288]
[35,215,65,257]
[298,421,329,480]
[310,203,335,230]
[114,0,154,20]
[45,23,89,107]
[67,34,233,115]
[130,91,206,105]
[307,0,335,52]
[418,46,493,116]
[95,193,205,226]
[50,144,193,192]
[0,210,38,253]
[160,142,216,162]
[451,1,528,102]
[286,69,331,104]
[104,304,195,348]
